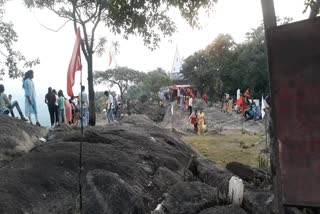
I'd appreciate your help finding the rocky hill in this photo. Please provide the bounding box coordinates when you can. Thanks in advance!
[0,114,272,214]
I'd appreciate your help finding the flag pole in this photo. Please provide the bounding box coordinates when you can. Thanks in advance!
[80,70,83,136]
[79,29,84,214]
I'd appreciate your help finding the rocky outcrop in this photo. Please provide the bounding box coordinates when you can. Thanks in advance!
[0,114,273,214]
[128,102,166,123]
[198,205,247,214]
[226,162,270,187]
[0,115,48,166]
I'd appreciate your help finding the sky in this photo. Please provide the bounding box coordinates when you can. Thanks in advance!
[0,0,308,126]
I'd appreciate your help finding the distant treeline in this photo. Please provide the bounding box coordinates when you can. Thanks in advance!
[181,23,269,101]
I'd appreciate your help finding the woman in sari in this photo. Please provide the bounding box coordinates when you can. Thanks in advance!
[197,109,206,135]
[189,109,198,133]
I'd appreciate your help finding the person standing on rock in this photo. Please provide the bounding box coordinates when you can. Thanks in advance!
[104,91,114,124]
[188,95,193,115]
[57,90,66,124]
[78,86,89,127]
[197,109,206,135]
[52,89,59,126]
[45,87,56,127]
[227,97,233,114]
[23,70,40,126]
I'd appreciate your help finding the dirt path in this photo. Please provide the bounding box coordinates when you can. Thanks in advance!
[160,99,265,135]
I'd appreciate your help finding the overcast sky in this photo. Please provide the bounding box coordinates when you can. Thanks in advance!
[2,0,307,95]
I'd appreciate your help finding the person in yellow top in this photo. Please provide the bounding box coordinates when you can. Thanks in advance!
[197,109,206,135]
[227,97,233,113]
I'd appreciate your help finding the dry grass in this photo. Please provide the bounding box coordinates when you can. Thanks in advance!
[183,132,263,167]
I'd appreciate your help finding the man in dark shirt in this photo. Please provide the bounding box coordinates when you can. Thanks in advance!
[45,87,57,127]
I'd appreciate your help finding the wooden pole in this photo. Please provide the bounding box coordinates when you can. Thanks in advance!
[260,0,277,29]
[260,1,284,213]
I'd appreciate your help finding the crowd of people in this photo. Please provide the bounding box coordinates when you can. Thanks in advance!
[44,85,89,128]
[222,89,264,121]
[160,86,207,135]
[0,70,123,127]
[161,86,267,135]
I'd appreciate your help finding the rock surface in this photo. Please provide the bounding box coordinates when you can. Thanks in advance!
[0,115,48,166]
[128,102,166,123]
[198,205,248,214]
[0,114,272,214]
[161,100,264,135]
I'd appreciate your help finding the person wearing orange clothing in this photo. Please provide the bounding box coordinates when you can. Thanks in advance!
[197,109,206,135]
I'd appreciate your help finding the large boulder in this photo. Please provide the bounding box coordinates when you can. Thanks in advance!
[128,102,166,123]
[226,162,270,187]
[198,205,247,214]
[0,115,198,213]
[162,181,217,214]
[0,115,48,166]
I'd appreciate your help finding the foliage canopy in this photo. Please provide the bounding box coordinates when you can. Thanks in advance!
[181,25,269,101]
[0,0,39,80]
[94,66,144,102]
[24,0,216,125]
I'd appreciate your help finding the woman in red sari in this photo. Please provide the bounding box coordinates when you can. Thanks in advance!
[189,109,198,133]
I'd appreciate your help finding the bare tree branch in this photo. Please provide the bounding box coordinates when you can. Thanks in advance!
[34,18,71,32]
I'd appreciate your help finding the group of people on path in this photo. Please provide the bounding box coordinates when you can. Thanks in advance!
[175,87,197,115]
[0,70,41,125]
[171,87,207,135]
[189,109,206,135]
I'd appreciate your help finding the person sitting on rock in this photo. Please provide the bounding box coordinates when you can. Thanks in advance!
[252,102,262,121]
[8,94,28,121]
[244,105,254,121]
[0,84,28,121]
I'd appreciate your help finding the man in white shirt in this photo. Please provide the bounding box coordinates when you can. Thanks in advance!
[78,86,89,126]
[104,91,114,123]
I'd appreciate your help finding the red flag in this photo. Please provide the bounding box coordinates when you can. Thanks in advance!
[67,28,82,97]
[109,50,112,66]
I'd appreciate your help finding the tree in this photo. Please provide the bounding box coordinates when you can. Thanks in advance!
[143,68,172,101]
[181,28,271,100]
[232,24,268,97]
[0,1,39,80]
[127,83,149,103]
[181,34,236,100]
[94,67,144,103]
[24,0,217,125]
[304,0,320,18]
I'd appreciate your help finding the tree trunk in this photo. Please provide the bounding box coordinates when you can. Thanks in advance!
[310,0,320,18]
[87,55,96,126]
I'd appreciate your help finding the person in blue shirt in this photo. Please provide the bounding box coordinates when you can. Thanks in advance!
[252,102,262,120]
